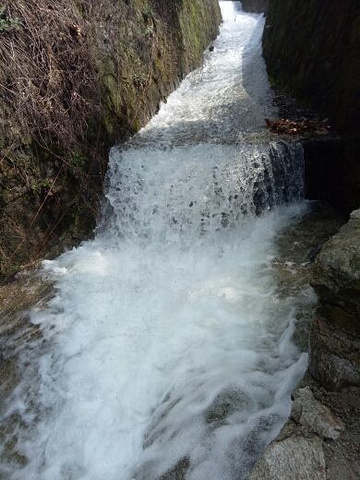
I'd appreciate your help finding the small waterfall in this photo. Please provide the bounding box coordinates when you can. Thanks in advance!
[104,141,304,244]
[0,3,309,480]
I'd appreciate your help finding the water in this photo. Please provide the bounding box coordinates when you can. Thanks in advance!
[1,3,310,479]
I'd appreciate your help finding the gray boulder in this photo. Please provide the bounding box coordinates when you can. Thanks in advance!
[310,209,360,390]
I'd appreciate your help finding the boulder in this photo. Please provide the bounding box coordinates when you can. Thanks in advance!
[291,387,345,440]
[250,386,345,480]
[250,436,326,480]
[310,209,360,390]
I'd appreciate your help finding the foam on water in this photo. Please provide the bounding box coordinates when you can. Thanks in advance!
[1,3,310,479]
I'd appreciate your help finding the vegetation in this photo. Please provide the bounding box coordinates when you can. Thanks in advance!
[0,6,21,32]
[0,0,221,279]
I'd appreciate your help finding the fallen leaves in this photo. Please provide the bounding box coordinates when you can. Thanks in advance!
[265,117,331,136]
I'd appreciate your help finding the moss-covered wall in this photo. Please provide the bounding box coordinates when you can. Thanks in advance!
[0,0,221,279]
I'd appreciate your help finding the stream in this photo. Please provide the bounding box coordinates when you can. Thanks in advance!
[1,2,320,479]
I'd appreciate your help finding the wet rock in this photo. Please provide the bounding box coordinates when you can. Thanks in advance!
[310,209,360,390]
[159,458,190,480]
[250,385,346,479]
[250,435,326,480]
[309,315,360,390]
[312,209,360,295]
[291,387,345,440]
[250,207,360,479]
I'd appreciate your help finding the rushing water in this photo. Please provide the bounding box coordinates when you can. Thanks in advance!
[1,3,311,480]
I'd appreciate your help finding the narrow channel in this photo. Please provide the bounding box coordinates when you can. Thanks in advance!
[1,3,312,479]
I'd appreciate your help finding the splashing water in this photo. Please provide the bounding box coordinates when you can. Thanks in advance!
[1,3,310,480]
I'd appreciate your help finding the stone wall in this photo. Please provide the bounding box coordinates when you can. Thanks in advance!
[263,0,360,135]
[0,0,221,279]
[263,0,360,212]
[241,0,268,13]
[302,137,360,212]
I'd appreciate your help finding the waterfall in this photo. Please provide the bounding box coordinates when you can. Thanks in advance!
[0,3,309,480]
[104,141,304,244]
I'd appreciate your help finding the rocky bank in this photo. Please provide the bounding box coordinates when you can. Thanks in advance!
[250,210,360,479]
[310,209,360,391]
[0,0,221,279]
[248,0,360,477]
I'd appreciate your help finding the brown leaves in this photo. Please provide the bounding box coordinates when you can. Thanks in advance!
[265,117,331,136]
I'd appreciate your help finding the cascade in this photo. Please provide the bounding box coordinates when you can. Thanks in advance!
[0,3,310,479]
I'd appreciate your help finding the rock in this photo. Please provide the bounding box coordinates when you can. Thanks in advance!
[263,1,360,212]
[262,1,360,135]
[309,209,360,390]
[309,316,360,390]
[312,209,360,295]
[250,373,360,480]
[249,385,346,479]
[251,208,360,475]
[250,435,326,480]
[291,387,345,440]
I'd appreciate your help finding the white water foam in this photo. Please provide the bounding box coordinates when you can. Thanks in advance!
[1,3,310,480]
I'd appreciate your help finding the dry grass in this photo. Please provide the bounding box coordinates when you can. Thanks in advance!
[0,0,221,279]
[0,0,100,154]
[0,0,106,278]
